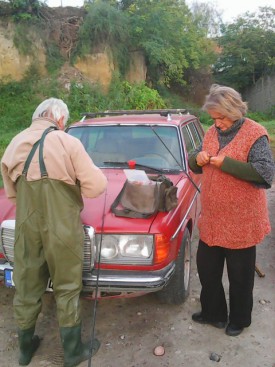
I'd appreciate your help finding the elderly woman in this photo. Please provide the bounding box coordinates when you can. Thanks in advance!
[189,84,275,336]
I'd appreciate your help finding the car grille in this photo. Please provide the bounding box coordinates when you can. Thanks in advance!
[0,220,95,272]
[0,222,14,263]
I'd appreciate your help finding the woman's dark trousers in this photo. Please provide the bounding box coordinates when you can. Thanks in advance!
[196,240,256,327]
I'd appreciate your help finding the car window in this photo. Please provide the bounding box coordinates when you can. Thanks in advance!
[194,119,205,140]
[187,122,202,148]
[67,125,183,171]
[181,126,194,153]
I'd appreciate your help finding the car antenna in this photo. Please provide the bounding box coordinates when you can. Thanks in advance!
[150,126,200,193]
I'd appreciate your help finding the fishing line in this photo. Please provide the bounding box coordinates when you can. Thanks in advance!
[87,184,108,367]
[150,126,200,192]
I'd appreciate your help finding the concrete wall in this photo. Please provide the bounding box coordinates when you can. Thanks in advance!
[244,74,275,113]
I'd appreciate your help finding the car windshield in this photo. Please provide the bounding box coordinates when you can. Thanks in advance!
[67,125,183,171]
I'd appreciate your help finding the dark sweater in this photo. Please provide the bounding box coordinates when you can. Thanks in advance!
[188,118,275,188]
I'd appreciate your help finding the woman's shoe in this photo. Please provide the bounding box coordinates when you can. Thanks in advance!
[225,323,244,336]
[192,312,226,329]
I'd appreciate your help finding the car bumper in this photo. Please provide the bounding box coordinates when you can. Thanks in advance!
[0,261,175,293]
[82,262,175,293]
[0,261,13,274]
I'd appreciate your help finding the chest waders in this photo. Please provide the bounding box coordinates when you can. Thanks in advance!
[13,127,100,366]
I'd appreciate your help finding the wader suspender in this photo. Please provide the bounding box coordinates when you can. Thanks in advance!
[22,127,57,178]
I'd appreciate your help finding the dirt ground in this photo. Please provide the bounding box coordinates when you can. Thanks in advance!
[0,184,274,367]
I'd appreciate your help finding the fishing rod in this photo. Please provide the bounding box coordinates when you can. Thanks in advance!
[150,126,201,193]
[87,186,108,367]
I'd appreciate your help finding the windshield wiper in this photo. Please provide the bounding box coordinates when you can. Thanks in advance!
[103,161,164,173]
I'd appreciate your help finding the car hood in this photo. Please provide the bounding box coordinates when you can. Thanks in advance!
[81,169,181,233]
[0,170,181,233]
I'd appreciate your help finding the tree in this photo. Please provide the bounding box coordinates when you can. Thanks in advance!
[124,0,216,87]
[213,7,275,90]
[78,0,216,88]
[189,0,223,37]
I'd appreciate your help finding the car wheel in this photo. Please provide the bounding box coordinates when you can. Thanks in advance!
[156,228,191,305]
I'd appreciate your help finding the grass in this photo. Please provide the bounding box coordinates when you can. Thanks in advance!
[258,120,275,153]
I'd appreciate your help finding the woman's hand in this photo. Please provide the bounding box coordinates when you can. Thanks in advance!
[210,155,225,168]
[196,151,226,169]
[196,151,211,167]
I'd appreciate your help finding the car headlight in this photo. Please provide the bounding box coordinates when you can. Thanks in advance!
[95,234,153,265]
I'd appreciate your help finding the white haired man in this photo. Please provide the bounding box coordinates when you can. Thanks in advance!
[1,98,107,366]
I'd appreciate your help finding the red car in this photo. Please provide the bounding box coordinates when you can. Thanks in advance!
[0,109,203,304]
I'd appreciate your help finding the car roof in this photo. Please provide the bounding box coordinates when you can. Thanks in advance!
[70,109,198,128]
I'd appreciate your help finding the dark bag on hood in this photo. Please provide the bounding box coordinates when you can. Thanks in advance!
[111,175,178,219]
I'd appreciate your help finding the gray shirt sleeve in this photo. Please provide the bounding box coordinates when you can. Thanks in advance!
[248,136,275,188]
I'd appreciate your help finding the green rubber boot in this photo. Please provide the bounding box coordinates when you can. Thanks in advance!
[18,327,40,366]
[60,324,100,367]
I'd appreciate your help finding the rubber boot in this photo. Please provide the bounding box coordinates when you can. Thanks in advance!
[60,323,100,367]
[18,327,40,366]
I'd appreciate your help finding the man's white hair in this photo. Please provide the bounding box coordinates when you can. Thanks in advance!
[32,98,70,126]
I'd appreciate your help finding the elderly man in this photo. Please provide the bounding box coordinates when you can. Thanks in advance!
[1,98,107,367]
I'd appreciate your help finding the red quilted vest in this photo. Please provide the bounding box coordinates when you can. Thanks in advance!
[198,118,271,249]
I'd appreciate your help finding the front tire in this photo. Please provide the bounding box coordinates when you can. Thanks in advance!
[156,228,191,305]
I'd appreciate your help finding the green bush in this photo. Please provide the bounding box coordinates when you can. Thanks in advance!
[65,81,108,122]
[193,110,213,126]
[246,111,274,122]
[67,78,166,117]
[116,81,166,110]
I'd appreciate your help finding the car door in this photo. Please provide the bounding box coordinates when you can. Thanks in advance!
[181,120,203,225]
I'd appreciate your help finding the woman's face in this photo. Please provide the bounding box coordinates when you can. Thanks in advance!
[208,109,235,131]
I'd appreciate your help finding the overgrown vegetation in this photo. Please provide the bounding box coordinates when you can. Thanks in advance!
[46,43,66,74]
[2,1,275,95]
[2,0,218,89]
[13,23,36,55]
[0,73,166,160]
[75,1,131,76]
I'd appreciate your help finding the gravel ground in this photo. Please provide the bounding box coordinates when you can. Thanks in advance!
[0,183,274,367]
